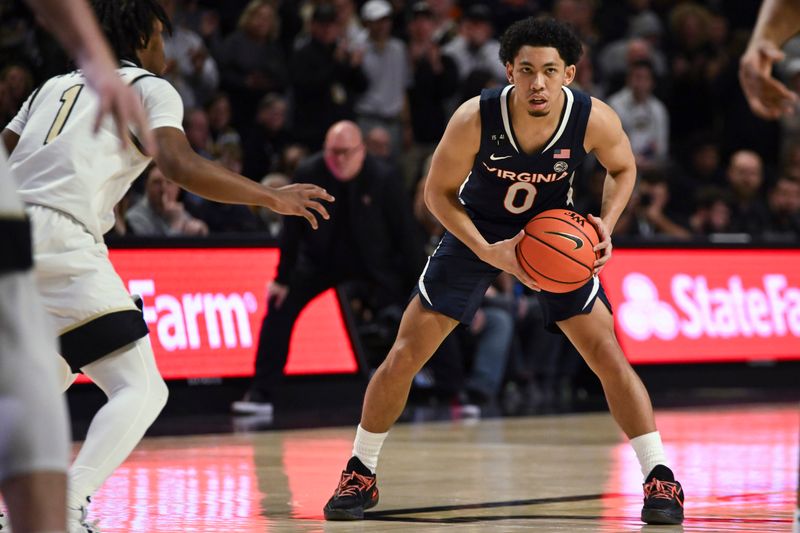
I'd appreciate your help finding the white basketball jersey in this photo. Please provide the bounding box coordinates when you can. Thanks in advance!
[0,143,24,216]
[5,63,184,240]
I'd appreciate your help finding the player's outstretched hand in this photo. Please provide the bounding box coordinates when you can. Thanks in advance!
[481,230,540,291]
[269,183,335,229]
[739,41,798,119]
[588,214,611,276]
[83,62,157,155]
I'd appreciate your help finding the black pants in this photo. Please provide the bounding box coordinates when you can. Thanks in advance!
[251,272,337,395]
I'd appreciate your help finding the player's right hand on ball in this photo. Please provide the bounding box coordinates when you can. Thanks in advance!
[481,230,541,291]
[268,183,335,229]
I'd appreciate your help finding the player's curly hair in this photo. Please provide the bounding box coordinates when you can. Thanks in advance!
[499,17,583,67]
[91,0,172,65]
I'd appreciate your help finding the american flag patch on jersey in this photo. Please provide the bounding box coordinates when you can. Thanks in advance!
[553,148,571,159]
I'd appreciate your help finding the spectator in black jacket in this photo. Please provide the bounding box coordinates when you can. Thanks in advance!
[233,121,425,415]
[290,4,368,150]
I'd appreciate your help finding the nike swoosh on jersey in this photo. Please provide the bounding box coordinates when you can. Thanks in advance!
[545,231,583,250]
[489,153,512,160]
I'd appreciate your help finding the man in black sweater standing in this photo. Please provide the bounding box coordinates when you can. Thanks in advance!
[291,4,368,151]
[233,121,424,415]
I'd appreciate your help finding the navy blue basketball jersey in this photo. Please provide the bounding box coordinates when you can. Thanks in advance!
[458,85,592,236]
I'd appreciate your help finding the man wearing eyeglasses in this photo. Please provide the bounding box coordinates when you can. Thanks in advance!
[233,120,424,416]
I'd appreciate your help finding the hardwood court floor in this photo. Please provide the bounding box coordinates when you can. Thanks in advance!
[79,403,796,532]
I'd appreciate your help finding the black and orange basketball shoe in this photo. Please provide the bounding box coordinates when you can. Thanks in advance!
[641,465,685,525]
[323,456,379,520]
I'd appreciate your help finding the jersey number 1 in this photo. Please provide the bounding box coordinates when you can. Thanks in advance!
[44,84,84,144]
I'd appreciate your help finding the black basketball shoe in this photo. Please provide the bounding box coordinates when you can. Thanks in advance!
[323,456,379,520]
[641,465,685,525]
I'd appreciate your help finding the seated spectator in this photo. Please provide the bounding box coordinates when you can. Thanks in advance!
[782,140,800,182]
[670,131,726,217]
[608,60,669,174]
[598,27,668,95]
[573,43,603,98]
[689,186,734,235]
[765,177,800,238]
[243,93,291,180]
[108,188,139,239]
[206,92,241,155]
[126,165,209,237]
[725,150,771,235]
[279,143,310,176]
[184,143,261,233]
[460,285,514,411]
[0,64,33,125]
[214,0,288,131]
[184,107,214,158]
[614,169,691,239]
[365,125,399,174]
[161,0,219,108]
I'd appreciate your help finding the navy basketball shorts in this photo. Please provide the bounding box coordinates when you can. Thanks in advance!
[411,231,612,330]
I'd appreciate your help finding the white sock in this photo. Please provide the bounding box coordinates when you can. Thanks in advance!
[630,431,668,479]
[352,425,388,473]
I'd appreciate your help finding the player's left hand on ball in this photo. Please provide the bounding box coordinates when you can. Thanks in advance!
[269,183,335,229]
[588,214,612,276]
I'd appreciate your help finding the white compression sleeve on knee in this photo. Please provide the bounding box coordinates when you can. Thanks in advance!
[0,272,69,482]
[68,336,168,506]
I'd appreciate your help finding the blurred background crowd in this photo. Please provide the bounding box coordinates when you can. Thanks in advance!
[2,0,798,413]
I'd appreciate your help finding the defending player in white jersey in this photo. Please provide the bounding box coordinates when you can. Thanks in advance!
[1,1,333,531]
[0,0,158,532]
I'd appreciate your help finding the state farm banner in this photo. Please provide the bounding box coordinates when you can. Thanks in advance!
[601,249,800,364]
[106,248,359,380]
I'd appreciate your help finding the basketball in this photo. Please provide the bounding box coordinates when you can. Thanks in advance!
[515,209,600,293]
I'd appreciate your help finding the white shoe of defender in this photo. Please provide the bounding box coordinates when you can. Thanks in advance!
[68,517,102,533]
[68,500,102,533]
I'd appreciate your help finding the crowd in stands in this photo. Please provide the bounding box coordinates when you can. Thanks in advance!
[3,0,799,413]
[3,0,797,242]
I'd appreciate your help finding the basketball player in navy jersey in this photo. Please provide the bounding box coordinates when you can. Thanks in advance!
[324,18,684,525]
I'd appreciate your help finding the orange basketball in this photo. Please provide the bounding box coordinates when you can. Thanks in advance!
[515,209,600,293]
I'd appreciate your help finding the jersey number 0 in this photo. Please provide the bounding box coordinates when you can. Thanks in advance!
[44,84,84,145]
[503,182,537,214]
